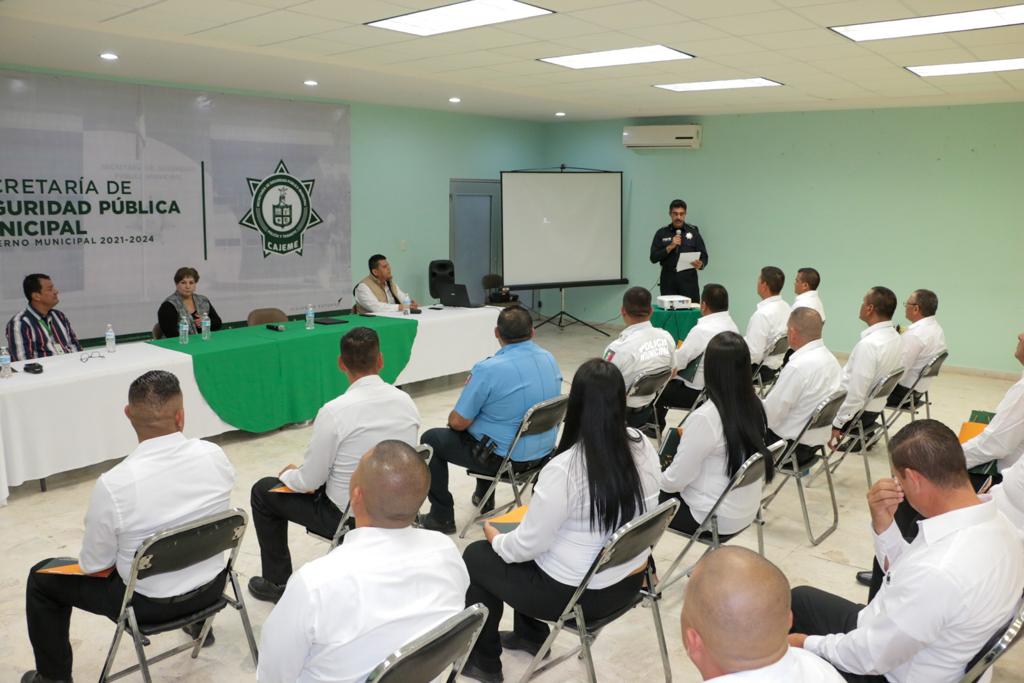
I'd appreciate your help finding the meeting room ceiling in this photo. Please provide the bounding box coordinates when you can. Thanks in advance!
[1,0,1024,120]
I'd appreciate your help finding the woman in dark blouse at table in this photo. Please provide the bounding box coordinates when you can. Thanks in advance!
[157,266,223,339]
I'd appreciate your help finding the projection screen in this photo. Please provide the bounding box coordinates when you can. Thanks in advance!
[501,171,624,290]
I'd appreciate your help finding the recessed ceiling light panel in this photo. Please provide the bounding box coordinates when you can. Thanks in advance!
[540,44,692,70]
[99,52,119,61]
[908,56,1024,77]
[368,0,552,37]
[832,4,1024,42]
[654,78,781,92]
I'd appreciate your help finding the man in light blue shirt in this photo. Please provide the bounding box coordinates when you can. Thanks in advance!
[419,305,562,534]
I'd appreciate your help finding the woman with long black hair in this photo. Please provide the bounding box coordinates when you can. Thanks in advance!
[661,330,772,535]
[460,358,661,682]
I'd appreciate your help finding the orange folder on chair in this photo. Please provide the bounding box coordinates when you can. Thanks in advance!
[959,422,986,444]
[36,558,114,578]
[486,505,528,533]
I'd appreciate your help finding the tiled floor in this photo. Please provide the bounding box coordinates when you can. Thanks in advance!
[1,323,1021,682]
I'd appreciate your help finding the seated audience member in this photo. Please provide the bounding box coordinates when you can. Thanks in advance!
[23,371,234,683]
[744,266,791,377]
[248,327,420,603]
[682,547,844,682]
[661,332,772,535]
[992,455,1024,542]
[353,253,417,313]
[887,289,946,408]
[830,287,902,447]
[656,283,739,422]
[5,273,81,361]
[257,441,469,683]
[962,331,1024,472]
[459,359,661,682]
[791,267,826,323]
[157,266,223,339]
[789,420,1024,683]
[764,309,842,457]
[603,286,674,428]
[419,305,561,534]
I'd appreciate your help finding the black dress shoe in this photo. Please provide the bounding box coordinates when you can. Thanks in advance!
[248,576,286,603]
[21,671,72,683]
[472,493,495,515]
[499,631,550,658]
[855,570,874,587]
[182,621,216,647]
[417,513,456,535]
[459,658,504,683]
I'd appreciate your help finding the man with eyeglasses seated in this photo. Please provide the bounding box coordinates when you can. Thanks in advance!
[887,289,946,410]
[22,371,235,683]
[5,273,81,361]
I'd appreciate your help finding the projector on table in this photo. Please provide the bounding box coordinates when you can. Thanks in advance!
[657,295,692,310]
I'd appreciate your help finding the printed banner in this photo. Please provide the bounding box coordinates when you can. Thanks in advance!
[0,70,351,339]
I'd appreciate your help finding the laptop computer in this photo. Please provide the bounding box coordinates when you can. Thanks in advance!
[437,283,482,308]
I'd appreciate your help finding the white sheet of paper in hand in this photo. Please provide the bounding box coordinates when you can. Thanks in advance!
[675,251,702,272]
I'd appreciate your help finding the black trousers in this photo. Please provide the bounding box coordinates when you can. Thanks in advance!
[250,477,342,585]
[655,380,702,427]
[422,427,545,522]
[886,384,912,408]
[462,540,645,674]
[25,560,226,680]
[790,585,886,683]
[659,269,699,302]
[626,404,655,429]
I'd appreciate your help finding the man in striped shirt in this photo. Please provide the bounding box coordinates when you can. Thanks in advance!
[5,273,81,361]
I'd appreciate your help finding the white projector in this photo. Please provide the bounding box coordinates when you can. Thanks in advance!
[657,295,691,310]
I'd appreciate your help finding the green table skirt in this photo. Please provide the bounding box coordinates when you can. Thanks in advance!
[150,316,417,432]
[651,307,701,344]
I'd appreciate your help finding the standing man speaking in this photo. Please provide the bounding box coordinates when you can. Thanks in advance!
[649,199,708,302]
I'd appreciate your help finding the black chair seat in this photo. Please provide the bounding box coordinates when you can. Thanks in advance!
[776,444,821,472]
[564,594,645,634]
[135,598,228,636]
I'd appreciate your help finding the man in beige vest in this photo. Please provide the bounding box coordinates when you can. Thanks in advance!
[353,254,417,313]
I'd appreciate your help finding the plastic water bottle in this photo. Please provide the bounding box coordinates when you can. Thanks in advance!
[178,314,190,345]
[201,312,211,341]
[105,324,116,353]
[305,304,315,330]
[402,294,411,316]
[0,345,11,379]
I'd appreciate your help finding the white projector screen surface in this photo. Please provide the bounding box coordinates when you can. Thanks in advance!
[501,171,623,289]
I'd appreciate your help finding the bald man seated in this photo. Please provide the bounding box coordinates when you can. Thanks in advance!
[682,547,844,682]
[257,440,470,683]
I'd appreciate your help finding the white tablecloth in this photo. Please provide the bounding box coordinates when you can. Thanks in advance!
[0,306,500,504]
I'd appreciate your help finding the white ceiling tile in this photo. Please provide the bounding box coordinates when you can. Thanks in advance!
[529,0,624,11]
[653,0,785,20]
[312,25,412,46]
[191,10,347,45]
[951,24,1024,47]
[859,34,962,55]
[392,50,521,73]
[0,0,131,22]
[790,0,917,28]
[746,27,856,50]
[899,0,1016,13]
[492,41,578,59]
[679,36,766,57]
[153,0,273,25]
[887,47,980,68]
[777,42,869,61]
[267,36,363,55]
[702,9,817,36]
[500,13,608,40]
[773,0,848,6]
[290,0,415,23]
[932,74,1019,93]
[542,31,651,53]
[970,42,1024,60]
[567,1,688,29]
[106,9,240,35]
[236,0,310,8]
[488,60,560,75]
[622,20,731,45]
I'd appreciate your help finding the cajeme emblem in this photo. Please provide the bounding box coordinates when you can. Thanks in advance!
[240,160,322,256]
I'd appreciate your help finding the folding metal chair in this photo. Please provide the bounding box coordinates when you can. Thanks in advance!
[881,351,949,431]
[761,391,847,546]
[960,596,1024,683]
[98,508,258,682]
[459,395,568,539]
[657,442,786,594]
[753,332,789,397]
[519,499,680,683]
[814,366,905,488]
[625,366,673,438]
[308,444,433,549]
[365,603,488,683]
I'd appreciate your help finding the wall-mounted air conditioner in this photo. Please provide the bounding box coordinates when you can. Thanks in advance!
[622,124,702,149]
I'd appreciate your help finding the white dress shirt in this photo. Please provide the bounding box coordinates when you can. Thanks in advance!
[79,432,235,598]
[257,526,469,683]
[805,501,1024,682]
[992,459,1024,542]
[604,321,675,408]
[763,339,842,447]
[281,375,420,510]
[744,296,791,369]
[354,280,411,313]
[492,429,661,590]
[897,317,947,391]
[834,321,903,428]
[660,401,765,535]
[963,371,1024,471]
[711,647,845,682]
[792,291,825,323]
[674,311,740,390]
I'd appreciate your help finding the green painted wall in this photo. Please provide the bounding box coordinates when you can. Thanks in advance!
[350,104,543,300]
[536,103,1024,374]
